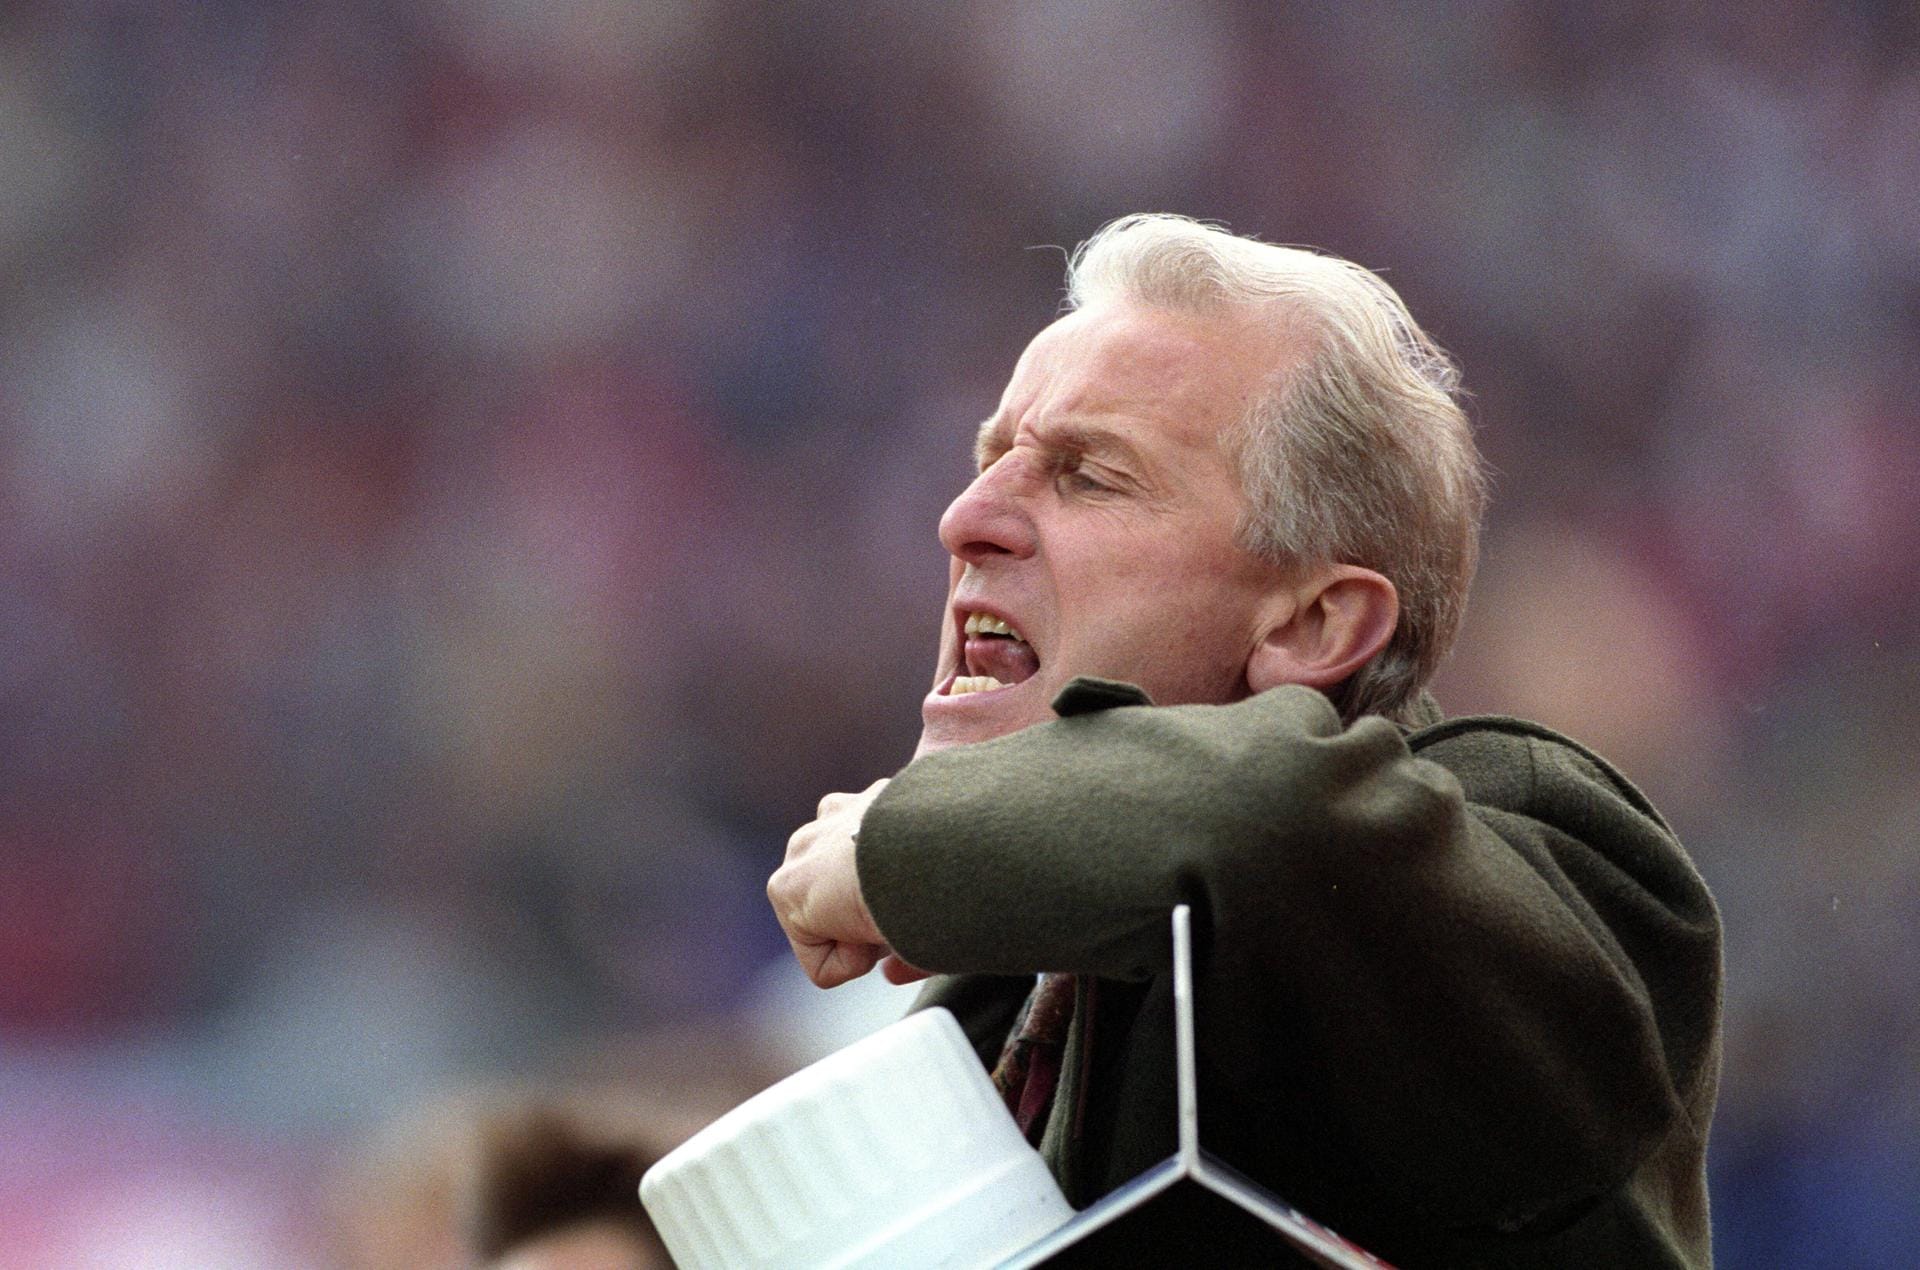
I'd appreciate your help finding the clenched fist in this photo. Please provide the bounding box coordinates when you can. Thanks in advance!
[768,780,929,988]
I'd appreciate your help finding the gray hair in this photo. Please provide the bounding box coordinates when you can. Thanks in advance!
[1064,213,1488,722]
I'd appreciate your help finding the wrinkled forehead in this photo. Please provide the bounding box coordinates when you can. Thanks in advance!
[994,301,1291,451]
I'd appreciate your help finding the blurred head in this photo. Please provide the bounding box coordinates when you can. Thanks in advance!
[466,1108,667,1270]
[917,215,1484,753]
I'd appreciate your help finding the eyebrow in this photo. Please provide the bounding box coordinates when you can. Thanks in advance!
[972,416,1153,474]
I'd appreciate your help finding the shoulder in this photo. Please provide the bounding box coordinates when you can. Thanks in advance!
[1408,713,1672,829]
[1407,713,1714,919]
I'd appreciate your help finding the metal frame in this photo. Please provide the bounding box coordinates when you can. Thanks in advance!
[997,906,1393,1269]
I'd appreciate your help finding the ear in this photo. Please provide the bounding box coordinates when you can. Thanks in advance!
[1246,566,1399,696]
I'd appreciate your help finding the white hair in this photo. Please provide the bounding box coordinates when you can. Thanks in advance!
[1064,213,1487,722]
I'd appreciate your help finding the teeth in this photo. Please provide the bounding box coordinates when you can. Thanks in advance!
[963,612,1025,641]
[949,675,1007,696]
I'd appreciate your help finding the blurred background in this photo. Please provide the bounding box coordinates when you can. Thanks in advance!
[1,1,1915,1265]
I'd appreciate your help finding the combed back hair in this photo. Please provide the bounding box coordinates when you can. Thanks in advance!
[1064,213,1488,722]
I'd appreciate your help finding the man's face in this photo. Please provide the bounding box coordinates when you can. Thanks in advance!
[916,301,1297,755]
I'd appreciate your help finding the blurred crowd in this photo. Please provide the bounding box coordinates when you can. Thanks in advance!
[1,1,1915,1264]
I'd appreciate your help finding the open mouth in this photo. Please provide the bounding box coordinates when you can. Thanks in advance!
[945,611,1040,696]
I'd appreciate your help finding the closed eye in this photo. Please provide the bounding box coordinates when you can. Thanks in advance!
[1046,445,1134,496]
[971,419,1141,496]
[1056,462,1115,494]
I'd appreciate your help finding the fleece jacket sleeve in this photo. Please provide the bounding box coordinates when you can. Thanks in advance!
[855,680,1721,1228]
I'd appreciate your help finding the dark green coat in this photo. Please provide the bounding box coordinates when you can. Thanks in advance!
[859,679,1721,1268]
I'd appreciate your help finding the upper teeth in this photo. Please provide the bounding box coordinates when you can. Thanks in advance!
[964,612,1024,641]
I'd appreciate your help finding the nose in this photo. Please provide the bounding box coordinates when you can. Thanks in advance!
[937,454,1036,564]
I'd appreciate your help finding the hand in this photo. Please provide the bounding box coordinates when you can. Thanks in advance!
[769,780,930,988]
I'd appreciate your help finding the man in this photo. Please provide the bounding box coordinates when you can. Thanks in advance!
[769,215,1721,1267]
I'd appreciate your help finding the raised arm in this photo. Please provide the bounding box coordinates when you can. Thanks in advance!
[856,679,1721,1227]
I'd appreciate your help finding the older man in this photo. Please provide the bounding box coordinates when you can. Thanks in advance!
[769,215,1721,1267]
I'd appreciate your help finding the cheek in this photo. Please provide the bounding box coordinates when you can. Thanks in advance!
[1068,581,1242,687]
[1048,519,1267,688]
[1142,569,1271,693]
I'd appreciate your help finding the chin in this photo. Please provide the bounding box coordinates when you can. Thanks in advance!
[915,677,1050,756]
[912,717,1013,758]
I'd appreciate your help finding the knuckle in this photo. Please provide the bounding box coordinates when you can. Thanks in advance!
[767,867,799,912]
